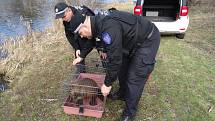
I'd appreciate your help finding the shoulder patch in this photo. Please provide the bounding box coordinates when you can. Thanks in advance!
[94,9,110,16]
[73,5,83,10]
[102,32,112,45]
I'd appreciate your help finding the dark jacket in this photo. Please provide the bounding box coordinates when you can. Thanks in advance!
[91,10,159,86]
[63,6,96,58]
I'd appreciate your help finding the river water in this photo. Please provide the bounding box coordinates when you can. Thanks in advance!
[0,0,59,43]
[0,0,129,44]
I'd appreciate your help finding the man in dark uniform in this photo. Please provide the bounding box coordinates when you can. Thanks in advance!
[72,9,160,121]
[54,2,107,73]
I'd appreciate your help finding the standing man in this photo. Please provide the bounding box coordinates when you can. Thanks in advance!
[72,9,160,121]
[54,2,107,73]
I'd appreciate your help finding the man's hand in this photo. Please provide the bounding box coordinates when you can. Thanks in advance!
[76,50,81,58]
[73,57,83,65]
[101,84,112,96]
[99,51,107,60]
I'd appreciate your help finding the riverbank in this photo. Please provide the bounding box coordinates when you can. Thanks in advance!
[0,20,77,120]
[1,3,215,121]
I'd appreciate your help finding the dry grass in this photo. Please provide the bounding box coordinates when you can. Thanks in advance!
[0,20,69,80]
[0,20,77,121]
[1,1,215,121]
[105,2,134,12]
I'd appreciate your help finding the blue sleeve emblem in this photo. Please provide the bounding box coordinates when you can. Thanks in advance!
[102,32,112,45]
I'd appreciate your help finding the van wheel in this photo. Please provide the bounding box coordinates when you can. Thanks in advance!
[176,33,185,39]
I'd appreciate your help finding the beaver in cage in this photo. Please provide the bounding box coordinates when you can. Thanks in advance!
[71,78,100,107]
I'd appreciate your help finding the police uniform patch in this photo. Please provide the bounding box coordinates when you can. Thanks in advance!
[102,32,112,45]
[94,9,110,16]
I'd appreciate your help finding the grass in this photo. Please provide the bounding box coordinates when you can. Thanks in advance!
[105,2,135,12]
[1,3,215,121]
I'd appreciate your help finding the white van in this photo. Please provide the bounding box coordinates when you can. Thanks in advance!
[134,0,189,39]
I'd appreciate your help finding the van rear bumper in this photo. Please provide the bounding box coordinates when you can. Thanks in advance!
[152,16,189,34]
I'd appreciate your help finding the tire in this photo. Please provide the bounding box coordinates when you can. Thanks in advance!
[176,33,185,39]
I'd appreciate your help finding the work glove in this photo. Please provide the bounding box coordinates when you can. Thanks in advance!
[73,57,83,65]
[101,84,112,96]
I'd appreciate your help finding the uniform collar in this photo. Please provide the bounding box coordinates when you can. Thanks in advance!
[90,15,106,38]
[90,16,98,37]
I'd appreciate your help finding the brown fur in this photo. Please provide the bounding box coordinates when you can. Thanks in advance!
[71,78,99,106]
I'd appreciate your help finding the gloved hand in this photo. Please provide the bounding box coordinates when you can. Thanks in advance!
[73,57,83,65]
[101,84,112,96]
[76,50,81,58]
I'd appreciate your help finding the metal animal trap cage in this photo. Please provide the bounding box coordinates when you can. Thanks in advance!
[63,58,107,118]
[72,57,108,75]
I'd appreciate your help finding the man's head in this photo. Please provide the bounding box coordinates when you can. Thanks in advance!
[55,2,89,35]
[54,2,73,22]
[74,16,92,39]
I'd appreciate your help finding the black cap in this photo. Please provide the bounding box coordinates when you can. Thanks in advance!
[54,2,68,19]
[61,7,86,33]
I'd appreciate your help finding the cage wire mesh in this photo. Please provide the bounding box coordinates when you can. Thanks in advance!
[81,57,108,74]
[59,57,107,99]
[65,76,105,112]
[59,57,107,117]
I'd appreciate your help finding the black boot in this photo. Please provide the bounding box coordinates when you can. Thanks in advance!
[108,90,125,101]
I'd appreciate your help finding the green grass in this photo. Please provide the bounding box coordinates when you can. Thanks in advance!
[1,4,215,121]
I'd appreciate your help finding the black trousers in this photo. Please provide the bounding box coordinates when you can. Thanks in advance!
[118,54,155,117]
[118,26,160,117]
